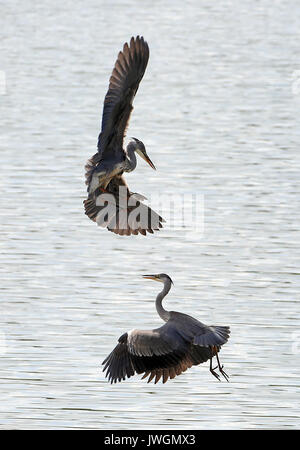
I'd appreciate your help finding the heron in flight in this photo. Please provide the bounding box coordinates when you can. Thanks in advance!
[102,274,230,384]
[84,36,164,236]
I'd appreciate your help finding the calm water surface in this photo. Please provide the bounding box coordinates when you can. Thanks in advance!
[1,0,300,429]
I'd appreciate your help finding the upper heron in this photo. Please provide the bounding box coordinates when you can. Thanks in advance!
[84,36,164,236]
[102,274,230,384]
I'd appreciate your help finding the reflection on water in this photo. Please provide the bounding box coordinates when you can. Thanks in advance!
[1,0,300,429]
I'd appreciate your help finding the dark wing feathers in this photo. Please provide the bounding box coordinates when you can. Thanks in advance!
[102,342,135,383]
[138,345,219,384]
[102,318,230,384]
[98,36,149,157]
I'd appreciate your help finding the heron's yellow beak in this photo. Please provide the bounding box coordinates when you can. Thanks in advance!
[136,149,156,170]
[143,274,160,282]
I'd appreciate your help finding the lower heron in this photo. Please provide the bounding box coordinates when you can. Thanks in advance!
[102,274,230,384]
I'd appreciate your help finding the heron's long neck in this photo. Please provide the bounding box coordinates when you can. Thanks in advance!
[124,143,137,171]
[156,280,172,322]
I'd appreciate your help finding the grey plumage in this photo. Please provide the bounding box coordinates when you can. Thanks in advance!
[102,274,230,384]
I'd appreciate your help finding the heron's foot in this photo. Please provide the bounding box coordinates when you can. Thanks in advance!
[219,365,230,382]
[210,367,221,382]
[214,352,229,382]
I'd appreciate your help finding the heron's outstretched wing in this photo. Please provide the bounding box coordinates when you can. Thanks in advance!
[97,36,149,158]
[83,175,164,236]
[102,317,230,384]
[102,321,189,384]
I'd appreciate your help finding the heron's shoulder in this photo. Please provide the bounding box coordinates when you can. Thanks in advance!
[127,328,160,339]
[118,329,155,344]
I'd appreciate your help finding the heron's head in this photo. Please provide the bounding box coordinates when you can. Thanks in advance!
[131,137,156,170]
[143,273,174,285]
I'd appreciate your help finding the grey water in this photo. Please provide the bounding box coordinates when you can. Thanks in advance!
[1,0,300,429]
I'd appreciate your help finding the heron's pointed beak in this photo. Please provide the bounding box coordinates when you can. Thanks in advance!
[136,149,156,170]
[143,274,160,281]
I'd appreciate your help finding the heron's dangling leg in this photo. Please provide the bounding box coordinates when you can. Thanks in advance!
[210,356,221,381]
[215,352,229,382]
